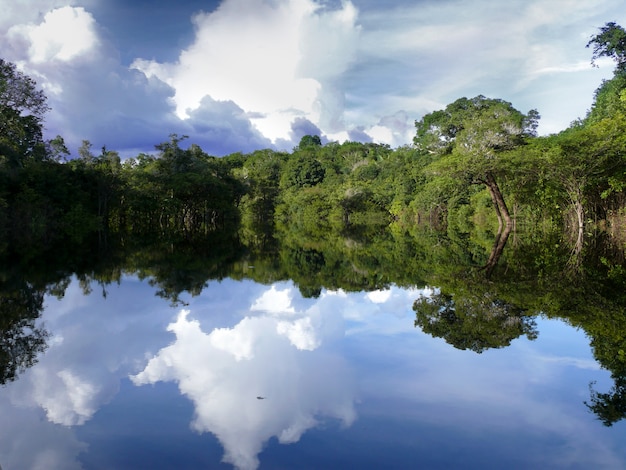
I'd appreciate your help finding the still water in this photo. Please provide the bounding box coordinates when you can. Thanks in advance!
[1,270,624,469]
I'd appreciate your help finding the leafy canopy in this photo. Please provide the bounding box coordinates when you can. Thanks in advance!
[587,22,626,71]
[414,95,538,160]
[0,59,50,166]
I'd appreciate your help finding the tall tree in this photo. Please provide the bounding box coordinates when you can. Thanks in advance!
[587,22,626,71]
[414,96,539,227]
[0,59,49,167]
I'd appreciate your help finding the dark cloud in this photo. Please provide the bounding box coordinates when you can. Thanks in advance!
[3,0,625,158]
[347,127,373,143]
[289,117,324,141]
[41,62,182,156]
[38,54,273,157]
[184,96,274,156]
[274,117,331,151]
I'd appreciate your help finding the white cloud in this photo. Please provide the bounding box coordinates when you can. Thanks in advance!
[8,6,98,64]
[276,316,319,350]
[366,288,391,303]
[31,368,100,425]
[210,315,259,361]
[6,276,177,427]
[355,0,624,135]
[536,354,600,370]
[0,276,621,469]
[0,2,281,157]
[132,0,361,144]
[0,0,92,33]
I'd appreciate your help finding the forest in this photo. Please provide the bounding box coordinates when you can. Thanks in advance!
[3,22,626,426]
[2,24,626,253]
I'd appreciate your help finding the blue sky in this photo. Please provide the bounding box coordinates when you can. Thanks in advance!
[1,0,625,157]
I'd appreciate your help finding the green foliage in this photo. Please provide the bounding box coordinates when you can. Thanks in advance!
[587,22,626,71]
[0,280,49,384]
[413,290,538,353]
[587,72,626,123]
[0,59,49,168]
[414,95,539,226]
[586,379,626,427]
[281,152,325,189]
[4,30,626,428]
[298,134,322,149]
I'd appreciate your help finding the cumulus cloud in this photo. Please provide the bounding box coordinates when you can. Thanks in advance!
[0,275,620,469]
[0,3,282,156]
[8,6,98,64]
[283,116,326,146]
[1,5,177,154]
[185,96,273,155]
[364,110,413,147]
[250,284,296,315]
[0,393,86,470]
[131,0,361,146]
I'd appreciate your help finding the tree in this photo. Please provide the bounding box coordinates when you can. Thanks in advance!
[45,135,70,162]
[586,379,626,427]
[414,96,539,227]
[298,134,322,149]
[0,59,49,167]
[281,153,325,189]
[78,139,95,164]
[587,22,626,71]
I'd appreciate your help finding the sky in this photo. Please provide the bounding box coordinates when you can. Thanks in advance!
[1,0,625,158]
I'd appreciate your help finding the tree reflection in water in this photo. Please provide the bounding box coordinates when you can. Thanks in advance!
[1,221,626,427]
[0,281,49,385]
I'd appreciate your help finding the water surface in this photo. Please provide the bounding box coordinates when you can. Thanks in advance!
[1,274,622,469]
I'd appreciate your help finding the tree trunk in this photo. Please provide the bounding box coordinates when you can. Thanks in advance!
[484,172,512,227]
[574,199,585,232]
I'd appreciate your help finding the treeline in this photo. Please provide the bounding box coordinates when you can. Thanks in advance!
[0,130,245,249]
[2,23,626,249]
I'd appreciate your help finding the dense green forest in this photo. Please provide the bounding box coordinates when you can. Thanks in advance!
[3,22,626,426]
[1,23,626,249]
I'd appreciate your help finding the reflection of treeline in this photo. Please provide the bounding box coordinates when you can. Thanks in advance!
[3,203,626,425]
[410,227,626,427]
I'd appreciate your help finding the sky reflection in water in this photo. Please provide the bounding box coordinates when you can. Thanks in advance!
[0,276,623,469]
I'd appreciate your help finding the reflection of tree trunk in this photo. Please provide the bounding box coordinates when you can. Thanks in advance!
[565,185,585,272]
[484,172,513,228]
[480,222,512,278]
[566,201,585,273]
[573,199,585,255]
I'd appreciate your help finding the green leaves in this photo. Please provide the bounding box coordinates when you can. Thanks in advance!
[413,95,537,226]
[587,22,626,71]
[0,59,49,168]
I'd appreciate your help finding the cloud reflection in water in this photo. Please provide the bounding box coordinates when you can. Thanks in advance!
[132,285,357,470]
[0,278,623,469]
